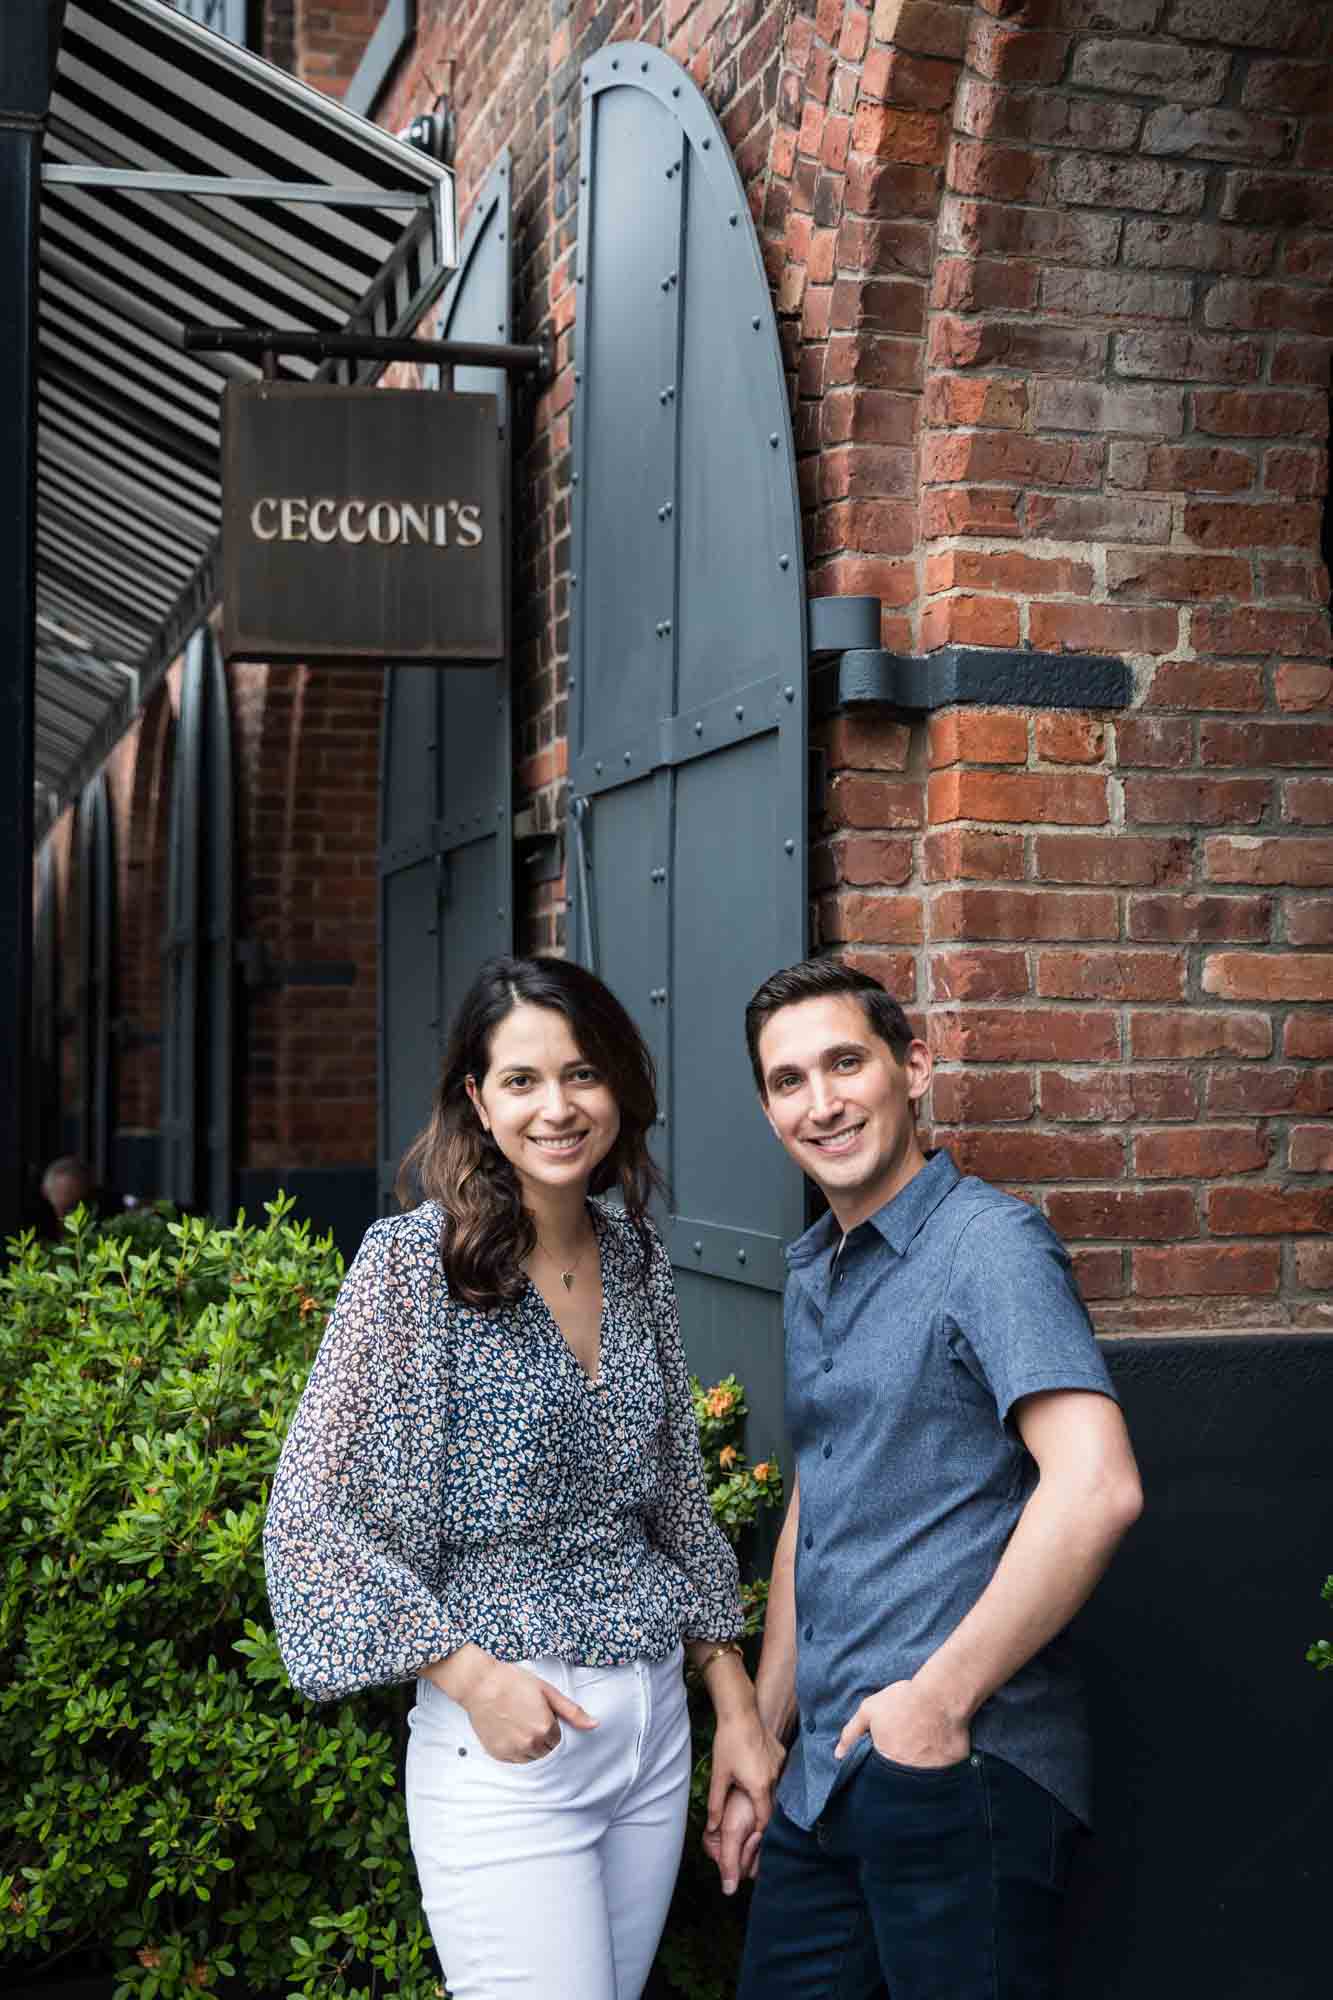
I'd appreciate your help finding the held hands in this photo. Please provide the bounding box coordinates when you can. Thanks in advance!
[427,1646,598,1764]
[703,1711,786,1896]
[833,1675,970,1769]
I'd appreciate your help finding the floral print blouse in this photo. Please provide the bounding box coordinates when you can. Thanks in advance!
[264,1198,744,1702]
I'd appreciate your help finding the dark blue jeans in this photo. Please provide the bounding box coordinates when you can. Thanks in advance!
[737,1749,1079,2000]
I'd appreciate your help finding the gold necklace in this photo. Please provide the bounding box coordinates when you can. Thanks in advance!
[536,1235,591,1292]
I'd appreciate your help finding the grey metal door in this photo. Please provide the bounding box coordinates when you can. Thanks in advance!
[32,842,62,1173]
[160,642,198,1207]
[379,154,514,1207]
[568,48,807,1459]
[200,630,234,1219]
[76,769,113,1187]
[161,625,233,1212]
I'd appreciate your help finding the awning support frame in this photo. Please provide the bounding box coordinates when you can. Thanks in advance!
[41,165,432,209]
[182,324,552,381]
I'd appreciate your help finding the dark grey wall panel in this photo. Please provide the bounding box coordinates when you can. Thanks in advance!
[568,46,805,1439]
[1064,1334,1333,2000]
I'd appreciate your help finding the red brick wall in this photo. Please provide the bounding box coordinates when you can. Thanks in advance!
[292,0,389,100]
[232,661,382,1173]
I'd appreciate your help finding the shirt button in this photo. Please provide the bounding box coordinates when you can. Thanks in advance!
[805,1714,816,1732]
[822,1358,833,1373]
[823,1442,832,1459]
[804,1532,813,1550]
[804,1623,813,1640]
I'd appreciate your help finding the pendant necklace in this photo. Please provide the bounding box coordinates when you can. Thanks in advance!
[539,1237,588,1291]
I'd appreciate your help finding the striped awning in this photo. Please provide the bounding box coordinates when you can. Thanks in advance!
[35,0,456,829]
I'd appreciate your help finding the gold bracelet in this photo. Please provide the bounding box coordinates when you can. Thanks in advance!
[694,1640,744,1674]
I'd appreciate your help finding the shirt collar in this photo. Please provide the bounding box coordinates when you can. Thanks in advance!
[785,1148,961,1268]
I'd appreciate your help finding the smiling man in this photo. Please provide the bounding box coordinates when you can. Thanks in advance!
[717,957,1142,2000]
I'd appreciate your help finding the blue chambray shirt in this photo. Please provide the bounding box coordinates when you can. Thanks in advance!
[778,1148,1118,1831]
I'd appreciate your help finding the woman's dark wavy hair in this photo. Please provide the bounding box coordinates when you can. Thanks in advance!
[397,955,665,1309]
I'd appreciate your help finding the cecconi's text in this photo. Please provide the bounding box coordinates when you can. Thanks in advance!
[248,496,485,548]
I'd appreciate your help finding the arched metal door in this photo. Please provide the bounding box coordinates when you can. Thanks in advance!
[76,770,114,1187]
[161,625,234,1211]
[379,153,514,1208]
[567,47,807,1459]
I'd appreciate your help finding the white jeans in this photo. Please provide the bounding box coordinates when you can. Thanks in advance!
[404,1647,691,2000]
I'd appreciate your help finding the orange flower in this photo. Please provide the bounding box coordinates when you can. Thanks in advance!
[706,1387,736,1418]
[752,1461,771,1484]
[188,1967,210,1990]
[138,1949,162,1971]
[718,1445,738,1471]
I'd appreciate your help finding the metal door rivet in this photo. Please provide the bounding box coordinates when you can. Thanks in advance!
[785,838,796,854]
[736,705,744,719]
[770,433,779,447]
[737,1248,746,1263]
[779,555,790,569]
[752,316,761,329]
[569,675,577,689]
[641,58,649,70]
[571,574,578,585]
[672,84,681,96]
[664,620,672,633]
[664,500,672,515]
[784,685,795,701]
[661,277,670,292]
[497,321,504,332]
[695,720,703,735]
[670,271,678,284]
[611,57,619,68]
[659,388,668,403]
[623,751,632,764]
[574,370,581,382]
[572,472,580,484]
[658,506,665,521]
[595,760,603,773]
[693,1240,702,1254]
[729,212,738,226]
[702,137,711,149]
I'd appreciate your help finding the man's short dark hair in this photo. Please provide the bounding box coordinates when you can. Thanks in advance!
[745,957,914,1096]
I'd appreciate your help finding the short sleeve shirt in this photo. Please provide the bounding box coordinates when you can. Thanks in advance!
[779,1149,1118,1830]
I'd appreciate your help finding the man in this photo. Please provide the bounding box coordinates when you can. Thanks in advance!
[40,1155,97,1223]
[710,957,1142,1999]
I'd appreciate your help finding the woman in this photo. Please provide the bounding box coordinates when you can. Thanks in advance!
[264,955,781,1999]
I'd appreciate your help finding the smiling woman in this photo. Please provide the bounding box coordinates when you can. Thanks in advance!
[263,955,786,2000]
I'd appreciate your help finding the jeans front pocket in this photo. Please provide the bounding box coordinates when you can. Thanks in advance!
[869,1744,974,1781]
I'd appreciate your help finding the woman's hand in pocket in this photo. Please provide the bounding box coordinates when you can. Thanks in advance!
[426,1646,598,1763]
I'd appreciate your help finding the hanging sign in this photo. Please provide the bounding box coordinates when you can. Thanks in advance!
[221,383,503,665]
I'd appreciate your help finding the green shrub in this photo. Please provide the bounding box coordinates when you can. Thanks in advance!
[0,1204,780,2000]
[96,1203,181,1260]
